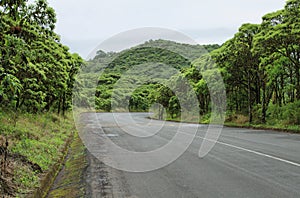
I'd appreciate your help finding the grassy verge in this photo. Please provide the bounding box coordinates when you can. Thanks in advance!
[0,111,76,197]
[150,113,300,133]
[224,121,300,133]
[224,113,300,133]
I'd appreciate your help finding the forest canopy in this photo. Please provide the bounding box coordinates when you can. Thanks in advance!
[212,0,300,125]
[0,0,83,114]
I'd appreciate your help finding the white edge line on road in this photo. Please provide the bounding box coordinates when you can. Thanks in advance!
[180,131,300,168]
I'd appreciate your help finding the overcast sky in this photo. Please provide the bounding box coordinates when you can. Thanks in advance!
[46,0,286,59]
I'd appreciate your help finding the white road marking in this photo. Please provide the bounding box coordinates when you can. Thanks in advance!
[180,131,300,168]
[101,117,300,168]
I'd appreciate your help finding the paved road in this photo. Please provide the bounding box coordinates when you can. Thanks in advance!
[81,113,300,198]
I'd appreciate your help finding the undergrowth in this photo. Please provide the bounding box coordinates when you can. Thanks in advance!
[150,108,300,133]
[0,111,75,197]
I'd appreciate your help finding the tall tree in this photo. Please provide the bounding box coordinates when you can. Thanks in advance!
[213,24,260,123]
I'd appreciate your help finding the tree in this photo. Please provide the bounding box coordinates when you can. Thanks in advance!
[253,0,300,122]
[0,0,83,113]
[212,24,260,123]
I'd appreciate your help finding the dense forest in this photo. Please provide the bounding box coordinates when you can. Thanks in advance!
[86,0,300,129]
[213,0,300,126]
[0,0,83,114]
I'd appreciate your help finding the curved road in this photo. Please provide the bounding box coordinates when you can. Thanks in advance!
[81,113,300,198]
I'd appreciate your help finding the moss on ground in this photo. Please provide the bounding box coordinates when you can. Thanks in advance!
[47,133,87,198]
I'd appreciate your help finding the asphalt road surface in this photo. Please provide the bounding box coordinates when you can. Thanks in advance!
[81,113,300,198]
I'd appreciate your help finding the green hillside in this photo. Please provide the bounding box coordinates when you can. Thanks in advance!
[84,40,219,114]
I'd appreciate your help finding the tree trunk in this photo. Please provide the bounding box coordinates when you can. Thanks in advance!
[261,76,267,124]
[296,64,300,100]
[247,71,252,123]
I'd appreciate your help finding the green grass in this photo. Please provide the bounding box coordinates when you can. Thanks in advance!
[150,111,300,133]
[0,111,76,197]
[224,121,300,133]
[224,112,300,133]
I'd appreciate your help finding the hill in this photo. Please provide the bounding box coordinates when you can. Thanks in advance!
[82,40,220,112]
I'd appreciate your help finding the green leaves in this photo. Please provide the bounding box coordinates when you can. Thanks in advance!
[211,0,300,123]
[0,73,23,107]
[0,0,83,113]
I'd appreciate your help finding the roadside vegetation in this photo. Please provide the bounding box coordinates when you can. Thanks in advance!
[0,112,75,197]
[86,0,300,132]
[0,0,83,196]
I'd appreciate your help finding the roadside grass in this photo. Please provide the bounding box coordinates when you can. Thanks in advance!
[0,111,75,197]
[150,110,300,133]
[225,112,300,133]
[224,121,300,133]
